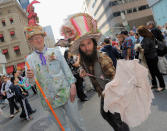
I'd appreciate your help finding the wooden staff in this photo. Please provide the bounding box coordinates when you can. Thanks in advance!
[25,62,65,131]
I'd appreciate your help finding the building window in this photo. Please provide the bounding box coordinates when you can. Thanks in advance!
[0,34,4,42]
[138,5,149,11]
[133,8,137,12]
[2,20,6,26]
[8,10,12,13]
[113,11,121,17]
[127,9,132,14]
[14,46,21,56]
[10,31,16,39]
[110,1,119,7]
[122,11,126,15]
[2,49,9,59]
[10,18,14,24]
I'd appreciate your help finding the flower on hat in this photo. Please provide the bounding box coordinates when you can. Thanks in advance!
[61,13,102,54]
[61,26,77,40]
[27,28,33,32]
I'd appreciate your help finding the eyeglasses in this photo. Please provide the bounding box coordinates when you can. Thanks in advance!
[31,36,43,41]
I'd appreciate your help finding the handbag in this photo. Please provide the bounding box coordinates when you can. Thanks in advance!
[155,39,167,56]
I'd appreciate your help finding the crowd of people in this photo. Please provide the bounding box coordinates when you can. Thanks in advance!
[0,11,167,131]
[0,69,36,119]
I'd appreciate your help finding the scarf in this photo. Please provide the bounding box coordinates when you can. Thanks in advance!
[35,47,47,65]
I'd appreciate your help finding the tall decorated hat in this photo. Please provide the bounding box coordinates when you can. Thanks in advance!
[24,25,46,40]
[24,0,46,40]
[61,13,101,54]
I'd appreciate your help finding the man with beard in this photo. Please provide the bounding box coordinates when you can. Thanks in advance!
[61,13,129,131]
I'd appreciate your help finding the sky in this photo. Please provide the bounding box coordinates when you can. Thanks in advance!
[29,0,84,41]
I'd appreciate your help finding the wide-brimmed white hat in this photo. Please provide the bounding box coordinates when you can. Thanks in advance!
[61,13,101,54]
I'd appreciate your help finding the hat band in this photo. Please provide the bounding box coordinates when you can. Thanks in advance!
[70,18,82,36]
[83,16,90,33]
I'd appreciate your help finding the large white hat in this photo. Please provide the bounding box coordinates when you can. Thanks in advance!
[61,13,101,54]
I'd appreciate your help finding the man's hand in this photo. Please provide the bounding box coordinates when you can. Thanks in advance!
[2,92,6,96]
[70,83,76,103]
[27,69,34,79]
[80,69,87,78]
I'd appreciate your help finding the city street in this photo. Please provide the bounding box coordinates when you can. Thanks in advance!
[0,76,167,131]
[1,0,167,131]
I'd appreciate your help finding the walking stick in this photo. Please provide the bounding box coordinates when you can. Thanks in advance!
[25,62,65,131]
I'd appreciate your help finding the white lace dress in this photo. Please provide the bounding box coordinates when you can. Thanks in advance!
[103,60,154,128]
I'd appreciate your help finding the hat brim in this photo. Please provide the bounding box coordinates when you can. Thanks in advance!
[27,32,46,40]
[70,33,102,54]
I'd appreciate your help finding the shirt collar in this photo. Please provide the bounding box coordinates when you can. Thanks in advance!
[35,45,47,54]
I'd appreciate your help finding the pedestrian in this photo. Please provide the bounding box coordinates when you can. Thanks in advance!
[61,13,129,131]
[129,30,136,44]
[111,39,119,47]
[10,77,35,120]
[25,25,86,131]
[1,75,19,118]
[120,31,135,60]
[64,50,88,102]
[137,26,166,92]
[147,21,164,42]
[101,38,121,68]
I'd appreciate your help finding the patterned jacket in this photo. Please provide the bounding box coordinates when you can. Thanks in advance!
[26,47,76,110]
[81,51,116,96]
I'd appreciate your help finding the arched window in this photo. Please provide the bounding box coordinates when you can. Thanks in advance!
[10,31,15,38]
[2,19,6,26]
[10,18,14,24]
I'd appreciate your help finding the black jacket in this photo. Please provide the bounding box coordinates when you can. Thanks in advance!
[151,28,164,42]
[101,45,121,68]
[141,37,158,59]
[10,84,28,99]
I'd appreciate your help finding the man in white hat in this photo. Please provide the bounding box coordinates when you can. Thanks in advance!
[25,25,86,131]
[61,13,129,131]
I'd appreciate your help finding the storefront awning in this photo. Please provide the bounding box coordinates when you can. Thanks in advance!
[0,34,3,38]
[10,31,15,35]
[14,46,19,51]
[6,66,14,74]
[2,49,8,54]
[10,18,13,21]
[2,20,5,22]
